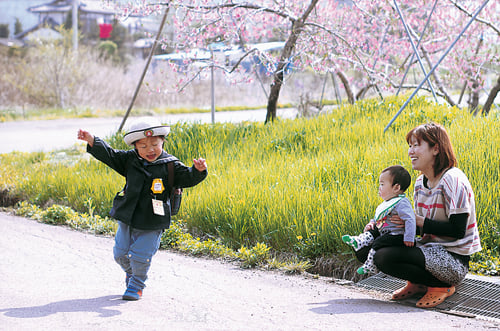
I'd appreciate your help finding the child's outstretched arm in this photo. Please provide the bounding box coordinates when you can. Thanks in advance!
[77,129,94,147]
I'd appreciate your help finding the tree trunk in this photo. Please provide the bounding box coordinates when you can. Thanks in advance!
[356,84,376,100]
[470,80,480,115]
[265,0,319,123]
[459,37,483,108]
[482,74,500,116]
[336,70,355,104]
[420,45,456,106]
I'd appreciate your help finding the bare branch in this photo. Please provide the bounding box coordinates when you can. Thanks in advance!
[304,21,373,79]
[157,1,296,21]
[448,0,500,35]
[224,48,258,74]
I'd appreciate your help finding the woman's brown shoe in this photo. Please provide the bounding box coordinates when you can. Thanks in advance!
[391,281,428,300]
[416,286,456,308]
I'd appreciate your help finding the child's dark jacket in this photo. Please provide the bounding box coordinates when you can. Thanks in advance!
[87,137,207,230]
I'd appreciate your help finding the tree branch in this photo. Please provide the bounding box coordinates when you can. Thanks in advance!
[304,21,373,82]
[157,1,296,21]
[448,0,500,36]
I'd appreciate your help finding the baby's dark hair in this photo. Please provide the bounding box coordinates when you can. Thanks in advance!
[382,165,411,192]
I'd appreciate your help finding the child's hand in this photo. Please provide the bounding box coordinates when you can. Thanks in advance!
[404,241,414,247]
[77,129,94,147]
[193,158,207,172]
[363,222,375,232]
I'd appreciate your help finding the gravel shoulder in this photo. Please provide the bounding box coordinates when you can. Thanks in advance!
[1,212,498,330]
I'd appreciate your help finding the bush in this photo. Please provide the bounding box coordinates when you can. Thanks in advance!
[41,204,78,225]
[237,243,270,268]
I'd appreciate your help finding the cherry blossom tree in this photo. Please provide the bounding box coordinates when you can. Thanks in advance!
[115,0,499,121]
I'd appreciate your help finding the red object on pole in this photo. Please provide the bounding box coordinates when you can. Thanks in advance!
[99,24,113,39]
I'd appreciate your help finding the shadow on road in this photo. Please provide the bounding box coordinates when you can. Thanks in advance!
[308,298,424,315]
[0,295,125,318]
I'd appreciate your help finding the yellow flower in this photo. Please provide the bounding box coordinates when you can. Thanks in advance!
[296,235,303,240]
[311,232,316,236]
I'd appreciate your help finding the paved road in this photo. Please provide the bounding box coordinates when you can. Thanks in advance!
[0,109,298,154]
[1,212,498,330]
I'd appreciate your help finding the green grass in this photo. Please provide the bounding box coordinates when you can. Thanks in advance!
[1,95,498,276]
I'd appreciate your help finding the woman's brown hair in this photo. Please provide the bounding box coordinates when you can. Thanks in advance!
[405,122,457,177]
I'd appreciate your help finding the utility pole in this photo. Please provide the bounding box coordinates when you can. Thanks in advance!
[118,5,171,132]
[210,46,215,124]
[72,0,78,51]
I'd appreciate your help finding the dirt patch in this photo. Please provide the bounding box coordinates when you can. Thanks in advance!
[0,187,23,207]
[309,255,366,282]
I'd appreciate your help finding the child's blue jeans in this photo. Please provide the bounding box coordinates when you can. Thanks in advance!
[113,221,163,290]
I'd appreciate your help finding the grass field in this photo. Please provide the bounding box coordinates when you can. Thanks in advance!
[1,95,498,276]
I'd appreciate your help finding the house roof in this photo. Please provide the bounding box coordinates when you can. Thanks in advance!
[29,0,72,14]
[28,0,115,15]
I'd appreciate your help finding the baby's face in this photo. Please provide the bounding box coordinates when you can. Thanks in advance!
[378,171,398,201]
[135,136,164,162]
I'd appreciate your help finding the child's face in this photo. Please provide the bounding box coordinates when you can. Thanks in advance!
[378,171,400,200]
[135,136,164,162]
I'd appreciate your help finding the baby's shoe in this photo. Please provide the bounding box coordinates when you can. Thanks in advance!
[357,248,378,275]
[122,286,143,301]
[356,264,378,275]
[342,231,374,251]
[342,235,359,250]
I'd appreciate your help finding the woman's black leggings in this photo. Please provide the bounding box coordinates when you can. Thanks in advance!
[355,246,451,287]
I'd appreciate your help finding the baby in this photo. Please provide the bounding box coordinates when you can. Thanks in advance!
[342,165,416,275]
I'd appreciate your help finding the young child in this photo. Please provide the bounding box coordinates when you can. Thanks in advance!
[342,165,415,275]
[77,120,207,300]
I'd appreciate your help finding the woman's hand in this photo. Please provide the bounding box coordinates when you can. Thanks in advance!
[415,215,425,227]
[391,213,425,228]
[390,215,405,228]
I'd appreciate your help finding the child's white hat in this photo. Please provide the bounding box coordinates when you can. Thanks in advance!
[123,120,170,146]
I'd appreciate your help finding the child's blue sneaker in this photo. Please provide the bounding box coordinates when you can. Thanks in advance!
[125,273,131,287]
[122,286,143,301]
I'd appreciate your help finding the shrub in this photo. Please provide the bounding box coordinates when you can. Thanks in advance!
[41,204,78,225]
[15,201,42,220]
[237,243,270,268]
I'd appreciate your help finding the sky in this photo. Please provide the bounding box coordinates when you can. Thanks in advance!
[0,0,47,37]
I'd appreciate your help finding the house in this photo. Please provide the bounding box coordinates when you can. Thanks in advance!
[26,0,116,38]
[6,0,166,57]
[14,17,62,43]
[17,0,157,55]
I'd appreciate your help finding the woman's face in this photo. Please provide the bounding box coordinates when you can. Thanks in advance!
[135,136,164,162]
[408,135,438,175]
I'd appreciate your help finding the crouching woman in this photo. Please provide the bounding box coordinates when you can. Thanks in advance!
[373,123,482,308]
